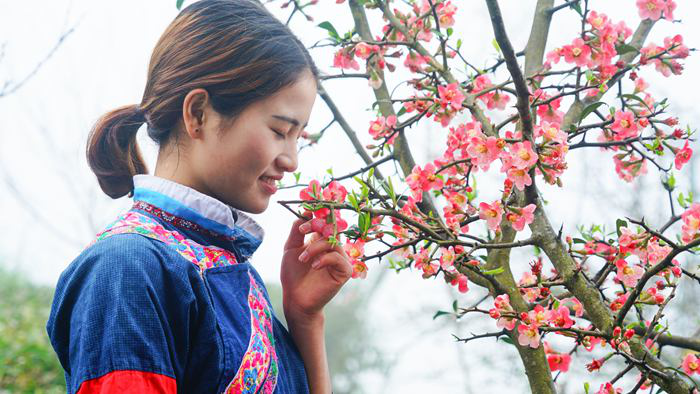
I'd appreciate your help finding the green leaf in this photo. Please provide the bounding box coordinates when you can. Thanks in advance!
[500,336,515,345]
[348,192,360,212]
[616,219,628,237]
[615,43,639,55]
[533,245,541,256]
[663,172,676,191]
[433,310,451,320]
[358,212,370,236]
[571,2,583,16]
[397,106,407,117]
[456,38,463,50]
[176,0,185,10]
[584,382,590,394]
[678,192,688,209]
[326,167,333,176]
[578,102,606,124]
[491,38,501,53]
[446,27,454,37]
[318,21,341,41]
[621,94,650,110]
[368,166,375,181]
[293,172,301,184]
[482,267,504,275]
[452,300,459,312]
[573,237,586,244]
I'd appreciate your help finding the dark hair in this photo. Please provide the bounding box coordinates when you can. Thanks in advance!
[87,0,319,198]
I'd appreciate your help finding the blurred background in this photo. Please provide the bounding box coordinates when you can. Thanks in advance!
[1,0,699,392]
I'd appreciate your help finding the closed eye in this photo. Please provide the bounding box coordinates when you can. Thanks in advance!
[271,129,286,139]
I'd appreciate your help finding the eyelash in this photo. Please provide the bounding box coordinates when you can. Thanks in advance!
[272,129,286,139]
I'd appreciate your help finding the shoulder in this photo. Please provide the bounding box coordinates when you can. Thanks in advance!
[61,233,195,287]
[50,233,204,318]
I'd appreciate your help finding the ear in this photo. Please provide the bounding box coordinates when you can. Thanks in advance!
[182,88,211,140]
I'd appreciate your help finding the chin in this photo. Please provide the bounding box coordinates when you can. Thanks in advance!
[237,198,269,215]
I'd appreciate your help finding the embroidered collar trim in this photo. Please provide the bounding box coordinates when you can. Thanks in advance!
[132,175,265,251]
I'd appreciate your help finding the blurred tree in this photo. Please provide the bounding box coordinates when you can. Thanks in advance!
[267,267,392,394]
[0,267,65,393]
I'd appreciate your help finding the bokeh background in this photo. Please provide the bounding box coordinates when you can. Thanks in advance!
[1,1,699,392]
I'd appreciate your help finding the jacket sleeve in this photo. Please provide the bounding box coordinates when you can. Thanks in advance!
[46,234,199,394]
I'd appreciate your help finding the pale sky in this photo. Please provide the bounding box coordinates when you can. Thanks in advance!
[1,1,699,392]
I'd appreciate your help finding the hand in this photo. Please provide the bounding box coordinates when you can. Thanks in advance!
[280,216,353,322]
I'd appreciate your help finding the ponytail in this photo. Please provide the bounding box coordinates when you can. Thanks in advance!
[86,105,148,199]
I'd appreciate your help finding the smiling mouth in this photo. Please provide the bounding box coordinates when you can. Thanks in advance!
[259,176,278,194]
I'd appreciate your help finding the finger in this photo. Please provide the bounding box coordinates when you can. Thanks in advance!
[284,216,312,251]
[311,250,352,271]
[299,235,340,264]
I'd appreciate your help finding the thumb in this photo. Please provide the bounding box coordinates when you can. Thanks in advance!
[284,215,311,251]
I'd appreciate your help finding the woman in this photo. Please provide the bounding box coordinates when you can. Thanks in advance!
[46,1,352,393]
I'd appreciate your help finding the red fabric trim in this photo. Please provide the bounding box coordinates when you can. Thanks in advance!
[76,370,176,394]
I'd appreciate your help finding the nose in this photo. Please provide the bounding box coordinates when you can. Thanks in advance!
[276,142,298,173]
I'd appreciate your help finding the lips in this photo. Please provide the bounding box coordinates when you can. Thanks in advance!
[259,176,278,194]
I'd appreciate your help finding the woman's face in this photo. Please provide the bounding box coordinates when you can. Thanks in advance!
[172,71,317,214]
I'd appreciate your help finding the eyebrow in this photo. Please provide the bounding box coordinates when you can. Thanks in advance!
[272,114,308,128]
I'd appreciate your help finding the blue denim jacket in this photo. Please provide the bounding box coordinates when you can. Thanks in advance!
[46,175,309,394]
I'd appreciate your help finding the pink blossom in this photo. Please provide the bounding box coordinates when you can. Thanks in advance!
[343,239,365,260]
[534,90,565,124]
[368,115,397,142]
[353,42,375,60]
[322,180,347,203]
[403,51,429,73]
[351,261,368,279]
[675,141,693,170]
[439,246,456,270]
[506,204,536,231]
[610,111,639,140]
[544,342,572,372]
[596,382,622,394]
[333,48,359,70]
[527,305,549,326]
[300,179,322,201]
[436,1,457,27]
[665,34,689,58]
[636,0,667,20]
[506,167,532,191]
[561,38,592,68]
[535,121,567,144]
[510,141,539,170]
[645,238,672,265]
[546,306,574,329]
[610,293,629,311]
[681,203,700,244]
[634,77,649,93]
[467,136,504,170]
[451,274,469,293]
[613,154,647,182]
[682,354,700,375]
[406,163,444,202]
[560,297,584,317]
[587,10,609,31]
[615,259,644,287]
[490,294,517,330]
[479,201,503,231]
[438,82,466,111]
[486,91,511,110]
[517,323,541,348]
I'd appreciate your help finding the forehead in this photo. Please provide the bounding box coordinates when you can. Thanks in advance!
[259,72,317,124]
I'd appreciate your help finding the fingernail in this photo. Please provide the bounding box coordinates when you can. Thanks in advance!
[299,223,310,233]
[299,251,309,262]
[311,259,321,269]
